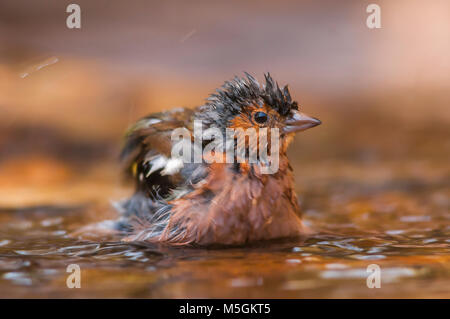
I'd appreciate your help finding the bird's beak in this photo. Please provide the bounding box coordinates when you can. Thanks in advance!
[283,110,321,134]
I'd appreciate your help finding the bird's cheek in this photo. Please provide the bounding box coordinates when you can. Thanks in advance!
[281,134,295,151]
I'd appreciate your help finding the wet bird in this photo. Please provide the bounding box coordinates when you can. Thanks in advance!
[115,73,321,246]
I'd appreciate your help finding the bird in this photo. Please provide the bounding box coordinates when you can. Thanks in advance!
[114,73,321,246]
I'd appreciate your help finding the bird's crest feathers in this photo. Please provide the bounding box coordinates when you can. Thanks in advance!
[205,72,298,118]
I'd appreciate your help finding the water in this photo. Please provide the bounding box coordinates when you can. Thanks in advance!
[0,159,448,298]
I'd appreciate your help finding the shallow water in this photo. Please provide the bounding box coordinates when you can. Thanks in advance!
[0,156,448,298]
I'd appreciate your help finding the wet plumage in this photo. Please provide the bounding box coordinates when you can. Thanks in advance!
[115,73,321,246]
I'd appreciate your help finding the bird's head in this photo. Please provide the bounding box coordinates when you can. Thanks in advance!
[196,73,321,158]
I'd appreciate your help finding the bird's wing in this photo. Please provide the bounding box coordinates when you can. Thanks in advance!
[121,107,207,199]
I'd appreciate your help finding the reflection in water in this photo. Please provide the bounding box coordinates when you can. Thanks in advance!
[0,180,448,298]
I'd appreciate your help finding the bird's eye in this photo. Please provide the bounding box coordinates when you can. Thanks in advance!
[253,111,268,124]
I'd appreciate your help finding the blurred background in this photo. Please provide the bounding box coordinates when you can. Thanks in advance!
[1,0,449,205]
[0,0,449,206]
[0,0,449,298]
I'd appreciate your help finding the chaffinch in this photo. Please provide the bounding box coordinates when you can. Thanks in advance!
[115,73,321,246]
